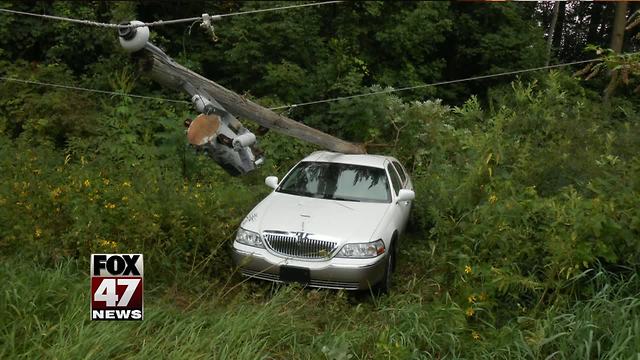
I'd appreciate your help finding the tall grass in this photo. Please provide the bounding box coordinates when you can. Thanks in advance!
[0,256,314,359]
[2,256,639,359]
[481,271,640,359]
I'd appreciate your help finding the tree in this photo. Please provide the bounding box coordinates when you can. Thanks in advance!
[535,2,626,63]
[604,1,629,101]
[546,1,560,66]
[587,2,605,46]
[552,1,566,51]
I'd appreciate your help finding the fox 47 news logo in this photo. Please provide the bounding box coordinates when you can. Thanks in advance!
[91,254,143,321]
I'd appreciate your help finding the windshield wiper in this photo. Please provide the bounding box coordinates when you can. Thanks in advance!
[327,195,360,202]
[279,189,315,197]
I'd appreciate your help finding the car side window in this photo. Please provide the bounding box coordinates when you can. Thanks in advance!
[392,161,407,184]
[386,163,402,196]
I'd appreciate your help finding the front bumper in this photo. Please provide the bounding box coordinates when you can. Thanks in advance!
[232,242,387,290]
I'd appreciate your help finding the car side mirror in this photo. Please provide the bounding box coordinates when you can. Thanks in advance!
[396,189,415,203]
[265,176,279,190]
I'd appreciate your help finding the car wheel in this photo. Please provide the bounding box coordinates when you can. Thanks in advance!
[376,242,395,295]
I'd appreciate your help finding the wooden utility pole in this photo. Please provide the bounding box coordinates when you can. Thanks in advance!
[138,46,366,155]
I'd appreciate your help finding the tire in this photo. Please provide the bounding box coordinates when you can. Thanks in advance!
[375,241,396,295]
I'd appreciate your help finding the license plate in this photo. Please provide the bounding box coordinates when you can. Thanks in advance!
[279,266,310,284]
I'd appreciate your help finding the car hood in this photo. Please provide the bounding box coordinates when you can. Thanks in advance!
[241,192,390,244]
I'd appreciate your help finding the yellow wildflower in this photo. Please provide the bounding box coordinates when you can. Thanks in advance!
[103,178,110,185]
[51,187,63,199]
[35,227,42,238]
[98,239,118,250]
[471,331,481,341]
[196,182,202,188]
[83,179,91,187]
[488,194,498,204]
[467,295,477,304]
[464,265,472,274]
[104,203,116,209]
[122,181,131,187]
[466,307,475,317]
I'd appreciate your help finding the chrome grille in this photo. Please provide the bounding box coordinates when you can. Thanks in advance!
[263,232,336,259]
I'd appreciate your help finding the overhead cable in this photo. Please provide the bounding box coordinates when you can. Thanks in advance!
[271,53,640,110]
[0,1,343,28]
[2,52,637,108]
[0,76,190,104]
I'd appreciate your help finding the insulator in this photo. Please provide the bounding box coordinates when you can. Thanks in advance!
[118,21,150,53]
[233,132,256,149]
[191,95,218,115]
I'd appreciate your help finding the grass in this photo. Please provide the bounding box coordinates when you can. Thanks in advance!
[2,236,639,359]
[2,70,640,358]
[477,271,640,359]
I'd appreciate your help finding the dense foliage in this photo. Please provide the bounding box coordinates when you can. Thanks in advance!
[1,1,640,359]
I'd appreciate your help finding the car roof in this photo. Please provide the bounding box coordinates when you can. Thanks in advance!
[301,151,396,169]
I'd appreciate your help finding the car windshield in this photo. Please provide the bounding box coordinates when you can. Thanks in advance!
[277,161,391,203]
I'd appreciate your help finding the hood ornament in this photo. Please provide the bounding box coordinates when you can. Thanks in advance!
[300,214,310,232]
[296,232,307,244]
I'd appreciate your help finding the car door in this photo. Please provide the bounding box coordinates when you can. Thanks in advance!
[391,159,412,191]
[386,162,411,234]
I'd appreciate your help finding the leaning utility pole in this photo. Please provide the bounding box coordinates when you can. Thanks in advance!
[143,48,364,155]
[117,20,364,175]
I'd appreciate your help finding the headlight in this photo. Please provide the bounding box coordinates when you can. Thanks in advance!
[336,239,385,258]
[235,228,263,248]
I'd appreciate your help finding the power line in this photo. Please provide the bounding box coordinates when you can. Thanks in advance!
[270,54,639,110]
[0,77,190,104]
[2,52,637,108]
[0,8,199,28]
[216,1,343,18]
[0,1,343,29]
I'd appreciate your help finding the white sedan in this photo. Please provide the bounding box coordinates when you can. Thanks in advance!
[232,151,414,292]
